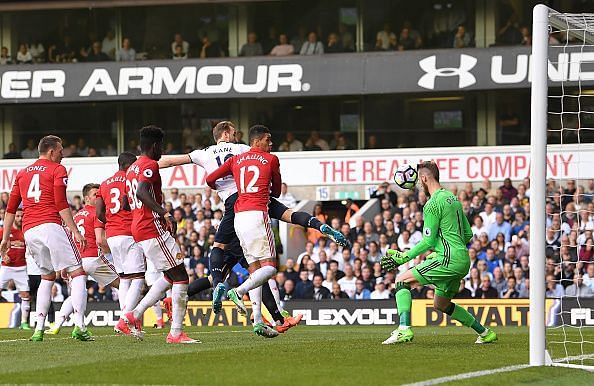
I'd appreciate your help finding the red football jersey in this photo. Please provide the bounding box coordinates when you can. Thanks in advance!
[6,159,69,233]
[73,204,104,258]
[206,147,281,212]
[0,226,26,267]
[126,155,165,242]
[97,170,133,238]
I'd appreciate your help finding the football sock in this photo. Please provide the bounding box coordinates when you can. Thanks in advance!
[395,282,412,328]
[133,277,171,319]
[267,278,284,312]
[152,302,163,319]
[209,247,225,287]
[446,303,486,335]
[56,297,74,327]
[118,278,131,312]
[70,274,88,331]
[248,286,263,325]
[187,276,212,297]
[124,279,144,313]
[170,283,188,337]
[35,279,54,331]
[236,266,277,297]
[20,297,31,324]
[262,282,284,324]
[291,211,322,230]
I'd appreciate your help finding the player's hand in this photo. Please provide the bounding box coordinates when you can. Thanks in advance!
[163,213,176,236]
[0,239,10,263]
[73,230,87,251]
[381,249,411,272]
[426,252,438,260]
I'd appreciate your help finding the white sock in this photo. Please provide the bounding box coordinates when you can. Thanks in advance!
[133,277,171,319]
[249,286,263,325]
[35,279,54,331]
[21,297,31,325]
[124,279,144,314]
[152,302,163,320]
[118,278,131,312]
[70,275,88,331]
[267,278,284,313]
[55,296,74,328]
[236,266,277,297]
[170,283,188,337]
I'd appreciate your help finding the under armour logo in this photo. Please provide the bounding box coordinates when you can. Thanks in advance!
[418,54,477,90]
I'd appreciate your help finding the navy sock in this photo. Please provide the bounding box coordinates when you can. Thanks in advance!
[187,277,212,298]
[209,247,225,287]
[291,211,322,230]
[262,282,284,324]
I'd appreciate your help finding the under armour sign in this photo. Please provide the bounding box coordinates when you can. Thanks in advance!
[417,54,478,90]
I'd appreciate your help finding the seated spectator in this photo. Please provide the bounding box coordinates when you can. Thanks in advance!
[291,26,307,53]
[453,25,473,48]
[565,273,594,297]
[49,35,75,63]
[295,270,313,299]
[29,41,45,63]
[304,131,329,151]
[488,212,512,242]
[280,279,295,301]
[0,46,12,64]
[520,25,532,46]
[278,183,297,209]
[497,14,523,45]
[86,41,111,62]
[117,38,136,62]
[500,178,518,204]
[173,45,187,60]
[583,263,594,291]
[376,23,396,50]
[398,28,416,51]
[338,23,355,52]
[171,33,189,56]
[16,44,32,64]
[21,139,37,158]
[337,264,357,298]
[501,276,519,298]
[401,21,422,49]
[239,32,263,56]
[475,275,498,298]
[492,267,507,295]
[354,279,371,300]
[261,26,278,54]
[331,283,349,299]
[200,35,223,58]
[472,215,487,237]
[300,32,324,55]
[278,132,303,152]
[325,33,343,53]
[269,33,294,56]
[370,279,391,299]
[102,30,117,59]
[3,143,20,159]
[311,274,331,300]
[454,279,472,298]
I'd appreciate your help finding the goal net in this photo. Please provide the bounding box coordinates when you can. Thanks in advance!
[531,5,594,371]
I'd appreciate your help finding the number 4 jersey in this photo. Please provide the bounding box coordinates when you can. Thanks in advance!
[7,158,70,232]
[189,142,250,203]
[97,170,132,238]
[126,155,165,242]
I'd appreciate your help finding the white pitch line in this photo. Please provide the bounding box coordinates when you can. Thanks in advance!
[401,364,531,386]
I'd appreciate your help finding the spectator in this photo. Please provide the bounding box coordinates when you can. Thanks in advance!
[475,275,498,298]
[354,279,371,300]
[269,33,294,56]
[283,258,299,283]
[338,23,355,52]
[290,26,307,53]
[3,143,20,159]
[497,14,523,45]
[168,188,181,209]
[401,21,423,49]
[583,264,594,291]
[520,25,532,46]
[102,30,117,59]
[276,183,297,209]
[453,25,473,48]
[173,45,187,60]
[86,41,111,62]
[311,274,331,300]
[454,280,472,299]
[370,279,391,299]
[200,35,223,58]
[471,216,487,237]
[280,279,295,301]
[304,131,329,151]
[278,132,303,151]
[0,46,12,64]
[325,33,343,53]
[295,270,313,299]
[171,33,189,56]
[331,282,349,299]
[366,134,378,149]
[49,35,75,63]
[300,32,324,55]
[337,264,357,298]
[261,26,278,54]
[501,276,519,298]
[500,178,518,203]
[376,23,396,50]
[371,182,397,206]
[117,38,136,61]
[488,212,512,242]
[565,273,594,297]
[398,28,416,51]
[29,40,45,63]
[21,139,37,158]
[239,32,263,56]
[492,267,507,295]
[16,43,33,64]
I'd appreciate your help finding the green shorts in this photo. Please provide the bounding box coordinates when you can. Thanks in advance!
[411,255,470,299]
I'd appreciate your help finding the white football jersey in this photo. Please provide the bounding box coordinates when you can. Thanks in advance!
[189,142,251,203]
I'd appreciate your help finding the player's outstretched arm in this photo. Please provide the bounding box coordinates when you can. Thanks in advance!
[157,154,192,169]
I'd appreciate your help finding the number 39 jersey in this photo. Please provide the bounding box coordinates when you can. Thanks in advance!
[7,159,70,233]
[126,155,165,242]
[97,170,132,238]
[189,142,251,203]
[206,147,282,213]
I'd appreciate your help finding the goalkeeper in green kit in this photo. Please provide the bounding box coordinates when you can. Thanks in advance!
[381,161,497,344]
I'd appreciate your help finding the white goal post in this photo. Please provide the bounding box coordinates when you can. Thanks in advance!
[530,4,594,371]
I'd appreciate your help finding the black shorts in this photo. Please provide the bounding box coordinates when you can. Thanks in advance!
[268,198,289,220]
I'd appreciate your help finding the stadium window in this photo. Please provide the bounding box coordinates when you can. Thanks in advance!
[496,91,530,145]
[3,103,117,158]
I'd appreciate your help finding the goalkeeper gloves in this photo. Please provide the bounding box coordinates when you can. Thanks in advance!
[380,249,412,272]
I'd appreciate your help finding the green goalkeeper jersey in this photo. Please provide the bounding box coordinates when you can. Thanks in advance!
[406,188,473,273]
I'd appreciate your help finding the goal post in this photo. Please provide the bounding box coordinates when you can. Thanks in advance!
[530,4,594,371]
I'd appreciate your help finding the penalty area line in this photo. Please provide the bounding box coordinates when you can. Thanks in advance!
[402,364,531,386]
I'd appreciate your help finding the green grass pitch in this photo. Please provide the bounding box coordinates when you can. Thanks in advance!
[0,326,592,385]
